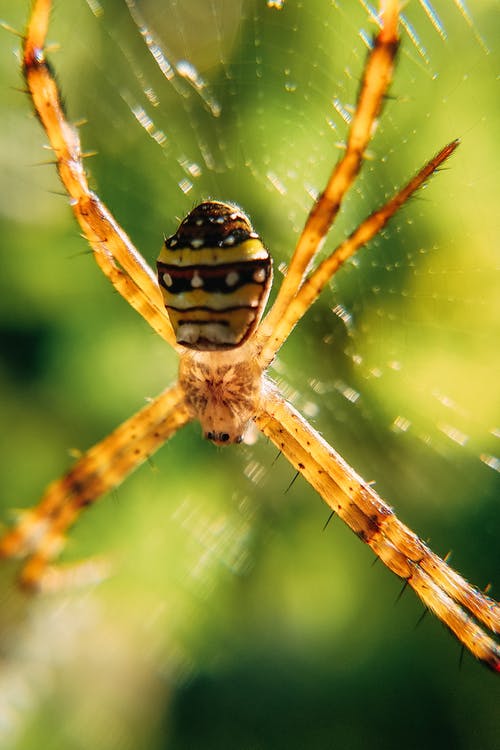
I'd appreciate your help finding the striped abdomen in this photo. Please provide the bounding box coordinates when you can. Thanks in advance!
[157,201,272,350]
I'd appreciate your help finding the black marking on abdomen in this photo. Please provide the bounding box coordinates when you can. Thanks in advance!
[165,201,259,250]
[157,259,270,295]
[165,303,256,313]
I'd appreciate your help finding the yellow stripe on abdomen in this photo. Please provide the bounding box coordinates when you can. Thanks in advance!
[157,201,272,350]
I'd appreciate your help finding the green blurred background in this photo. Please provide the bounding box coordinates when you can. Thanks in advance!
[0,1,499,748]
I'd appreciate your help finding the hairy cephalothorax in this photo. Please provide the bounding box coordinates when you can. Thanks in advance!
[179,345,266,444]
[1,0,498,672]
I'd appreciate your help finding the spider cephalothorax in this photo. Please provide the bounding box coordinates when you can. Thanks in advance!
[178,345,266,444]
[1,0,498,671]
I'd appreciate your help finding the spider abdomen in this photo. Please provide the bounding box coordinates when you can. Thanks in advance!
[157,201,272,350]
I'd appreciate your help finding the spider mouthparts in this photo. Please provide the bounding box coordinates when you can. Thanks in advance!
[205,430,233,444]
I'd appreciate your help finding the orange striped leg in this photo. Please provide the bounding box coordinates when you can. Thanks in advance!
[260,0,400,339]
[256,389,500,672]
[22,0,179,348]
[0,383,191,590]
[258,141,459,366]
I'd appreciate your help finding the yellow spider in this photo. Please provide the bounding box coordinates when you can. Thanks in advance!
[1,0,498,672]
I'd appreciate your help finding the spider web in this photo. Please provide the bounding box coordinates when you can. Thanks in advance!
[49,0,498,563]
[0,2,498,749]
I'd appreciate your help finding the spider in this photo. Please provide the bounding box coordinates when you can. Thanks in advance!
[1,0,498,672]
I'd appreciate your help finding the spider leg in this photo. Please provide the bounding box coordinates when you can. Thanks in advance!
[256,389,500,672]
[258,140,459,366]
[0,383,191,591]
[23,0,180,349]
[259,0,399,343]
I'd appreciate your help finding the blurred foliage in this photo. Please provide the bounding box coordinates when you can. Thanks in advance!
[0,1,499,749]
